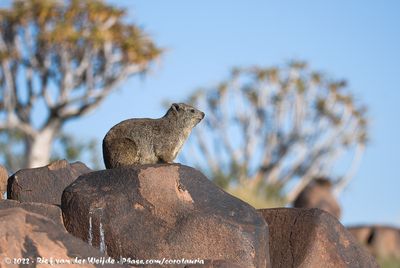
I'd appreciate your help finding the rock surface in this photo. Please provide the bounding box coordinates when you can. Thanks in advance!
[0,165,8,198]
[184,260,244,268]
[7,159,92,205]
[259,208,379,268]
[0,199,64,226]
[0,208,125,268]
[348,225,400,259]
[293,177,341,219]
[62,164,270,268]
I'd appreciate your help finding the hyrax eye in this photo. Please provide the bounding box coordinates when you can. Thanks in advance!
[190,109,195,113]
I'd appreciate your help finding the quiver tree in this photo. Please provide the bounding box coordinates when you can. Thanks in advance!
[183,62,368,207]
[0,129,100,172]
[0,0,161,168]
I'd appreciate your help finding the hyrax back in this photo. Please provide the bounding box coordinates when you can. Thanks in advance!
[102,103,204,168]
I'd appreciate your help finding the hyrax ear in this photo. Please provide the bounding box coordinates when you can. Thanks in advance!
[172,103,180,111]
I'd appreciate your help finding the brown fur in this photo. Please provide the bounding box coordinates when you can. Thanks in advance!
[103,103,204,168]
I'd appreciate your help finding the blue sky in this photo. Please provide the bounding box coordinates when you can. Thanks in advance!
[2,1,399,226]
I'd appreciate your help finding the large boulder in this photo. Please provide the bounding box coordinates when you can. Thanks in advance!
[0,208,125,268]
[0,199,64,226]
[293,177,341,219]
[62,164,270,268]
[348,225,400,259]
[0,165,8,199]
[258,208,378,268]
[7,160,92,205]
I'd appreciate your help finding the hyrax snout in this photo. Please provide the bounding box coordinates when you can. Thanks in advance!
[102,103,204,168]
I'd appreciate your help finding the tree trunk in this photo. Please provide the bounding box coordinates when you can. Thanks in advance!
[26,123,60,168]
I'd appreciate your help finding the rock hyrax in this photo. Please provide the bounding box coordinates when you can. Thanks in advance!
[103,103,205,168]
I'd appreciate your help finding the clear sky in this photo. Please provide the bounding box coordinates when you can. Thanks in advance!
[2,1,400,226]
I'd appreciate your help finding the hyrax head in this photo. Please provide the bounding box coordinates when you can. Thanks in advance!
[167,103,205,127]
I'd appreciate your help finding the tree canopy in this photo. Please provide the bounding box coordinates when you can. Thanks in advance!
[0,0,161,169]
[183,61,368,207]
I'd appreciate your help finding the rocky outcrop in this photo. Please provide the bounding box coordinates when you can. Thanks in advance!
[62,164,270,268]
[7,160,92,205]
[293,177,341,219]
[348,225,400,259]
[259,208,378,268]
[0,199,64,226]
[0,208,125,268]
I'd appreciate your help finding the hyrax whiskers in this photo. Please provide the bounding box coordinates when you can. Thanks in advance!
[102,103,205,168]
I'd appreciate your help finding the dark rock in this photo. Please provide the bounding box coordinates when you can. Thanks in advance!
[0,165,8,199]
[348,225,400,259]
[7,159,92,205]
[0,199,64,226]
[62,164,270,268]
[0,208,126,268]
[259,208,379,268]
[293,177,341,219]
